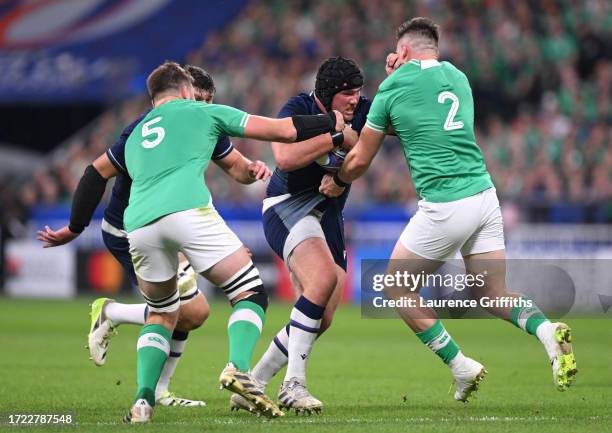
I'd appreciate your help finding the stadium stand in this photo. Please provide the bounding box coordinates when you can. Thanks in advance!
[1,0,610,243]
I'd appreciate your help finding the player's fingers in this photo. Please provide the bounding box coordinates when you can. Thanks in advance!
[262,168,273,181]
[259,167,270,180]
[36,235,51,243]
[319,184,330,195]
[255,163,266,179]
[37,231,52,241]
[45,226,58,236]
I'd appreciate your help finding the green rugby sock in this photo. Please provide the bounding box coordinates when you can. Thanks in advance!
[135,324,172,405]
[228,300,265,371]
[510,300,550,336]
[416,320,460,364]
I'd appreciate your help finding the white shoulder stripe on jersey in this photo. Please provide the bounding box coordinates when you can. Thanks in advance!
[239,113,250,128]
[365,119,386,133]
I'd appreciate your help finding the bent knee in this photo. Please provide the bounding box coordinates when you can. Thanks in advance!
[310,266,338,292]
[177,297,210,331]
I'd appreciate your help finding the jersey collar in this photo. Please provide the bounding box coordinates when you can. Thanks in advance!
[419,59,441,69]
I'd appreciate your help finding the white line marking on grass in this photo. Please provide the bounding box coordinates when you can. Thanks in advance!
[80,415,609,426]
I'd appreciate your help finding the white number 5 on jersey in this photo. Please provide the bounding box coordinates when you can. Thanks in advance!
[141,116,165,148]
[437,91,464,131]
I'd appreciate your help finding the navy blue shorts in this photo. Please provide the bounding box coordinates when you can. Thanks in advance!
[101,230,137,286]
[263,206,347,271]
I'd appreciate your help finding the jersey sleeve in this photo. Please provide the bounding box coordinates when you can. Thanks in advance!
[277,96,309,118]
[211,135,234,160]
[365,92,390,133]
[106,113,146,175]
[206,104,250,137]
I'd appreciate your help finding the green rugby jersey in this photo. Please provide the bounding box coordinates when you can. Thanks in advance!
[124,99,249,232]
[366,59,493,202]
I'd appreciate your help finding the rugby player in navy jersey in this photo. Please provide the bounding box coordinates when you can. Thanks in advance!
[37,66,272,407]
[231,57,372,414]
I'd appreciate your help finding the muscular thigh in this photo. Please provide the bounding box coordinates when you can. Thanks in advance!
[201,246,253,287]
[320,208,347,271]
[173,207,244,274]
[386,240,444,297]
[288,237,337,305]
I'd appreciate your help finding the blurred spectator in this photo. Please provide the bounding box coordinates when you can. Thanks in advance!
[7,0,611,224]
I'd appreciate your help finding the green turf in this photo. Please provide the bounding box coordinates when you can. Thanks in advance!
[0,298,610,432]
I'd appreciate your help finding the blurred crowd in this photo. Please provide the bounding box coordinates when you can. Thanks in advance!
[3,0,610,236]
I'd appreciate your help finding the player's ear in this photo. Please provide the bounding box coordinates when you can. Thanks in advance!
[180,84,194,100]
[398,45,410,62]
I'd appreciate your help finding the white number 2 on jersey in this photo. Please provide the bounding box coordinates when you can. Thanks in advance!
[141,116,165,148]
[437,91,464,131]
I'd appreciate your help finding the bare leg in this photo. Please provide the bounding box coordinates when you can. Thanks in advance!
[384,240,442,331]
[383,242,486,402]
[463,249,521,320]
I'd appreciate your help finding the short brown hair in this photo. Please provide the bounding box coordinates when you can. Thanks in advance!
[146,61,193,100]
[184,65,215,93]
[396,17,439,46]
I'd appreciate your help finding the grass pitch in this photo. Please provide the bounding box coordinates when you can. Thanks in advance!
[0,298,610,432]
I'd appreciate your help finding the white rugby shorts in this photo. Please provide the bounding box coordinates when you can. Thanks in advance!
[128,207,243,282]
[400,187,505,260]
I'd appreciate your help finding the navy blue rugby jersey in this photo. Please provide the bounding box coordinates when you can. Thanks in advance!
[266,92,371,216]
[104,109,234,231]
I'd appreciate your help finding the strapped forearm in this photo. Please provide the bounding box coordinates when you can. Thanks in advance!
[69,165,108,233]
[292,111,337,141]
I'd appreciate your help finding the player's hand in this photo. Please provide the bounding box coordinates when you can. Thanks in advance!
[340,128,359,151]
[36,225,80,248]
[385,52,404,75]
[332,110,345,132]
[247,160,272,182]
[319,174,345,198]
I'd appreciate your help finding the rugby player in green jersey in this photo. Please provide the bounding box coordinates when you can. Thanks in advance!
[122,62,345,422]
[320,17,577,402]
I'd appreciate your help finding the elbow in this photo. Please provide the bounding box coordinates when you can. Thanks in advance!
[279,124,296,143]
[273,148,295,171]
[275,154,293,171]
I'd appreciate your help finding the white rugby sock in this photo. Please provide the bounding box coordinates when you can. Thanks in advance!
[535,321,559,360]
[155,330,188,399]
[284,296,324,382]
[252,325,289,386]
[105,302,147,325]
